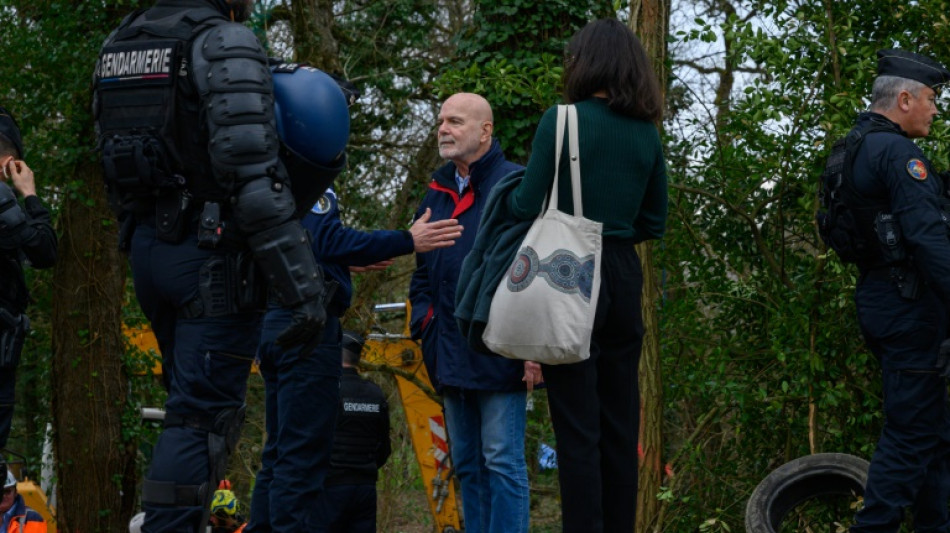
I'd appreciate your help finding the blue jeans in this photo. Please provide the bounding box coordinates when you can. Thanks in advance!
[442,387,529,533]
[246,309,341,533]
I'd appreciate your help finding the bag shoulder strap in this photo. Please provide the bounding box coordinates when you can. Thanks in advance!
[544,105,566,214]
[567,105,582,216]
[546,105,583,216]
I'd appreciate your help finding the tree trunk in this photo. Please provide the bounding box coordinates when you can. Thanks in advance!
[631,0,670,531]
[51,157,134,532]
[289,0,342,72]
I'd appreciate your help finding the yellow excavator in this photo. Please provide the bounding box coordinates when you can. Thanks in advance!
[361,302,462,532]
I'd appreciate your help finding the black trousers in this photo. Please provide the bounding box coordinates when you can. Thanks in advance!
[0,364,13,449]
[851,279,950,532]
[543,239,643,533]
[317,483,378,533]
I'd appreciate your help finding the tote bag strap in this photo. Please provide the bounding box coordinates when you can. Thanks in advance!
[544,105,583,216]
[566,104,583,216]
[542,105,566,215]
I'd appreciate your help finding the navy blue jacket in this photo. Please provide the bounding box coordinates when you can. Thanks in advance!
[303,188,415,315]
[852,112,950,304]
[408,139,524,391]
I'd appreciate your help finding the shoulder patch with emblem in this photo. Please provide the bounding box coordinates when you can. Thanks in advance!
[907,159,928,181]
[311,194,333,215]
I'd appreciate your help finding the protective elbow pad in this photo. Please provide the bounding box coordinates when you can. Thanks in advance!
[232,177,296,233]
[246,221,324,307]
[0,183,26,250]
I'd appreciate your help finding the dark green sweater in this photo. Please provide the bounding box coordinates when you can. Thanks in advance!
[508,98,668,240]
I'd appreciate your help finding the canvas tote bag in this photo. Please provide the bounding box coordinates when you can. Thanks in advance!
[482,104,603,364]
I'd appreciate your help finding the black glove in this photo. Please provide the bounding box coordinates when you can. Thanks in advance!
[276,298,326,355]
[275,281,337,355]
[937,339,950,378]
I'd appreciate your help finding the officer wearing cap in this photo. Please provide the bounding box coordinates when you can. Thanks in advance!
[312,331,391,533]
[0,106,56,452]
[93,2,335,531]
[844,49,950,532]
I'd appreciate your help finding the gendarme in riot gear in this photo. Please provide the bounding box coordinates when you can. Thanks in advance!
[92,1,342,531]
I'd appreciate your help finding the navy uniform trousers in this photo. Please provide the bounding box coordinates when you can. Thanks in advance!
[132,224,259,532]
[852,275,950,533]
[0,365,13,449]
[318,484,377,533]
[246,308,341,532]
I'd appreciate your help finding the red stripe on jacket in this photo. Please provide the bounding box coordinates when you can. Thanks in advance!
[427,181,474,219]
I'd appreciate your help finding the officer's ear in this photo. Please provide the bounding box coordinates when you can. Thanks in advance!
[0,155,12,179]
[897,89,914,111]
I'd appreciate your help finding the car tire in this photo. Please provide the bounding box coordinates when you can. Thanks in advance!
[745,452,869,532]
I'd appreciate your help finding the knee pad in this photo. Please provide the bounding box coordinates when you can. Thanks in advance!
[208,404,246,485]
[147,405,244,524]
[141,477,209,508]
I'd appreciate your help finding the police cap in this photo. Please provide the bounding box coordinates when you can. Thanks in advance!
[0,106,23,159]
[877,49,950,89]
[342,330,365,358]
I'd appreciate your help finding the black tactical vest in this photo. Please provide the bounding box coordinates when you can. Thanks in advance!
[0,254,28,315]
[817,119,895,264]
[327,372,388,484]
[93,7,227,213]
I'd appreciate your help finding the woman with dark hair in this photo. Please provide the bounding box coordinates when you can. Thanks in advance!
[507,18,668,533]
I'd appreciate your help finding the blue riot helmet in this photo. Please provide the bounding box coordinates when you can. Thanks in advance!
[272,63,351,217]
